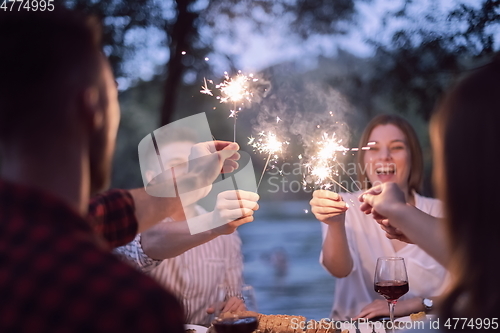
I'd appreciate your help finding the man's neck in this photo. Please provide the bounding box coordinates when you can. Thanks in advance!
[1,143,89,216]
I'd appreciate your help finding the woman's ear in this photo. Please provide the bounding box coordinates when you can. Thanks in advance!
[79,86,103,130]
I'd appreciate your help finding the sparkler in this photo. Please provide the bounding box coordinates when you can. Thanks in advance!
[201,71,258,142]
[249,130,289,189]
[303,132,376,194]
[303,132,353,193]
[200,78,213,96]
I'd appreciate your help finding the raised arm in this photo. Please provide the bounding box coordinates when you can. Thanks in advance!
[121,190,259,264]
[359,182,449,266]
[310,190,352,278]
[132,140,241,233]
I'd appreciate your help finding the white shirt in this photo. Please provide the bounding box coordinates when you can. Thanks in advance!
[114,206,243,326]
[320,191,449,320]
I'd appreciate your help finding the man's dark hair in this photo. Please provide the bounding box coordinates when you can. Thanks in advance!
[0,9,103,141]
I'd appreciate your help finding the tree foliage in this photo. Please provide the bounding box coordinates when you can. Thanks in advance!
[62,0,359,125]
[366,0,500,120]
[63,0,164,76]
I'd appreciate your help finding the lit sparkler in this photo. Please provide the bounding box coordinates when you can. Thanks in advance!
[303,132,352,192]
[303,134,372,193]
[200,78,213,96]
[217,71,255,104]
[249,131,289,189]
[201,71,258,142]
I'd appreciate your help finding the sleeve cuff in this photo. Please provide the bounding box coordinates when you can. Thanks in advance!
[113,233,163,273]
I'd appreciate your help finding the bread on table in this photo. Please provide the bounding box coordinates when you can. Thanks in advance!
[409,311,427,321]
[211,312,338,333]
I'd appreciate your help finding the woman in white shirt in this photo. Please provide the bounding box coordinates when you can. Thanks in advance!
[310,114,448,320]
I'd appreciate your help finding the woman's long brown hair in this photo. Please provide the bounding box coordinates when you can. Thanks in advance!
[433,58,500,321]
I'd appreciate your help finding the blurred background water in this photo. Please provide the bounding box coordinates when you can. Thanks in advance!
[238,200,336,320]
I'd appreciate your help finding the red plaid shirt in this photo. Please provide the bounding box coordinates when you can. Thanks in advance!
[0,180,184,333]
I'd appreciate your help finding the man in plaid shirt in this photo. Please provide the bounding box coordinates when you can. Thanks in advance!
[0,9,240,333]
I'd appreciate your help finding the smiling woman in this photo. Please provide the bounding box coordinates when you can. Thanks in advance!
[309,114,448,321]
[357,114,424,205]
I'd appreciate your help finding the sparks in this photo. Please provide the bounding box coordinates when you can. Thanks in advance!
[200,78,213,96]
[217,71,254,105]
[303,132,351,192]
[250,131,288,156]
[249,131,289,189]
[200,71,258,142]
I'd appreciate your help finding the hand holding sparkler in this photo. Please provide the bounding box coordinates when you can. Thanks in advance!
[310,190,348,225]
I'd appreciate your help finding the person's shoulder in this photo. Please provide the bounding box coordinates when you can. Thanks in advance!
[415,193,441,204]
[73,246,184,326]
[415,193,443,217]
[57,237,167,293]
[11,229,183,332]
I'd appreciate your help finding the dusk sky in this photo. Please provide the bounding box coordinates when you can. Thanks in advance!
[117,0,488,90]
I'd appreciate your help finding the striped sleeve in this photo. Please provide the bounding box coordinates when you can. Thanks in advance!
[224,232,244,297]
[113,233,163,272]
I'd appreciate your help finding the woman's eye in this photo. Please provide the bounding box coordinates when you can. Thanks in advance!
[391,146,404,150]
[368,147,379,151]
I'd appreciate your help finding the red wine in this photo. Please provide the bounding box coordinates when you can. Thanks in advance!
[213,316,259,333]
[374,280,409,301]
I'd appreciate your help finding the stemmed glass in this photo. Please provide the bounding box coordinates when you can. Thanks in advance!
[374,257,409,330]
[241,284,258,312]
[212,284,259,333]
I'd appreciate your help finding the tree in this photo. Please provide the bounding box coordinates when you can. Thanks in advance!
[367,0,500,120]
[63,0,360,125]
[161,0,359,125]
[64,0,164,76]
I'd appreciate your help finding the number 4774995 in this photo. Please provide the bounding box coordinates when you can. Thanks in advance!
[1,0,55,11]
[444,318,498,330]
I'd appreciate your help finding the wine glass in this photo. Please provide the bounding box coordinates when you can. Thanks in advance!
[212,283,259,333]
[374,257,409,330]
[241,284,258,312]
